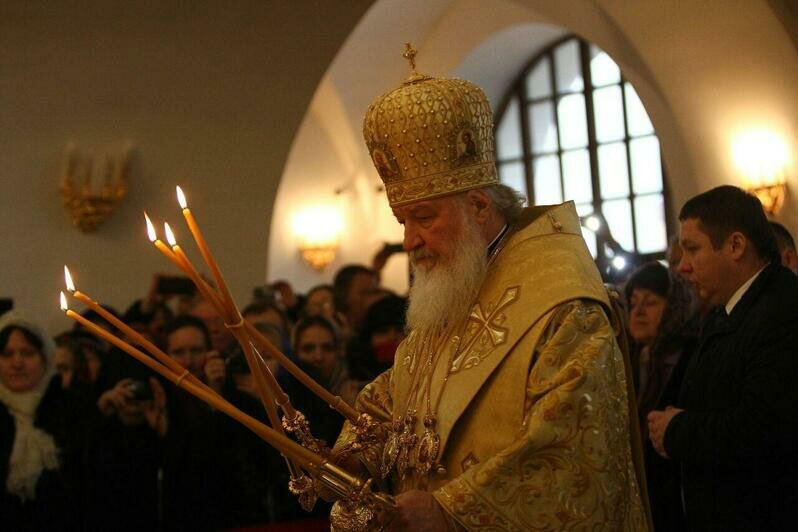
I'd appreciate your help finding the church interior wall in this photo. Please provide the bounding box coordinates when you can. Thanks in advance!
[1,0,795,333]
[0,0,371,333]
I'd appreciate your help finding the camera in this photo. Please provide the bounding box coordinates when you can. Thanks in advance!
[125,380,153,401]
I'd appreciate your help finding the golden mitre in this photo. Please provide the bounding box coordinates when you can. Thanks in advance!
[363,44,499,207]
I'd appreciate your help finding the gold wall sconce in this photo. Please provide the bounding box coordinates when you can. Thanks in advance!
[733,129,789,216]
[747,182,787,216]
[292,206,343,272]
[59,143,132,232]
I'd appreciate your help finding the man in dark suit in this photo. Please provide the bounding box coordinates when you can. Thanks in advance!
[648,185,798,530]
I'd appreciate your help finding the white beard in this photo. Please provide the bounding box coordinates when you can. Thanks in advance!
[406,214,488,335]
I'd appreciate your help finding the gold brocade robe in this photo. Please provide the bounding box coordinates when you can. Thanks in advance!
[335,202,650,531]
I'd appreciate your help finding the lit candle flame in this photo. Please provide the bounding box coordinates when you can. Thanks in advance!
[176,186,187,210]
[164,222,177,247]
[60,291,68,311]
[144,212,157,242]
[64,265,76,292]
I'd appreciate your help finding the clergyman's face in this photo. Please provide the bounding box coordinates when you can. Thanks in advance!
[393,196,466,273]
[677,218,734,307]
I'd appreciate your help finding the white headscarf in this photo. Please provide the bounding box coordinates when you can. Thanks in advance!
[0,311,59,501]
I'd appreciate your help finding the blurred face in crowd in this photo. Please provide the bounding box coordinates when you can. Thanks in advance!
[779,247,798,275]
[396,193,489,332]
[191,300,233,353]
[246,308,288,339]
[371,326,405,364]
[306,287,335,319]
[84,347,102,383]
[0,329,46,393]
[167,325,209,379]
[297,325,337,380]
[678,218,738,307]
[628,288,667,347]
[346,272,379,328]
[53,344,75,385]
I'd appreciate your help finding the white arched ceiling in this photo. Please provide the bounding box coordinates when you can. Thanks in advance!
[269,0,798,293]
[268,0,571,292]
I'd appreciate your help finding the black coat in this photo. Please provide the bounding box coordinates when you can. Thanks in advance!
[0,375,85,531]
[664,263,798,531]
[642,334,696,532]
[160,380,277,531]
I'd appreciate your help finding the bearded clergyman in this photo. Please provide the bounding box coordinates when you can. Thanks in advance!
[332,45,651,531]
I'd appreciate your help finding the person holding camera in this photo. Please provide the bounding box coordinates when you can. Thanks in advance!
[158,314,273,530]
[84,363,163,530]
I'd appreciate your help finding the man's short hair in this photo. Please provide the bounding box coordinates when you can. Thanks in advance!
[770,221,796,252]
[333,265,376,312]
[161,314,211,351]
[679,185,778,261]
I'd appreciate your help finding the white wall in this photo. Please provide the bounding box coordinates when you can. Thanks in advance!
[0,0,373,334]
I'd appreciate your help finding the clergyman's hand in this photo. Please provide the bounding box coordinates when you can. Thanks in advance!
[383,490,451,532]
[647,406,684,458]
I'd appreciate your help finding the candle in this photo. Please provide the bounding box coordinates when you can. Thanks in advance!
[160,191,355,424]
[144,212,183,267]
[163,222,226,314]
[161,225,297,433]
[63,265,208,393]
[162,217,296,422]
[244,320,359,422]
[176,185,236,314]
[60,291,321,470]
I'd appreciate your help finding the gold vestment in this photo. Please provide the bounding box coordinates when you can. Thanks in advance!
[336,202,650,530]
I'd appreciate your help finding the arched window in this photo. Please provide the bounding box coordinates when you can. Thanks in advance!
[494,36,670,272]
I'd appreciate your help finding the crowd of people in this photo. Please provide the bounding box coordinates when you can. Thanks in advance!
[2,196,797,531]
[0,264,406,531]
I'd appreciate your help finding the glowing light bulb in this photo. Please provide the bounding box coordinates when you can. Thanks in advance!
[732,128,789,186]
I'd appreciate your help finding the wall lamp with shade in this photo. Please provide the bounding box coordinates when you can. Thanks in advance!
[292,206,343,272]
[733,128,789,216]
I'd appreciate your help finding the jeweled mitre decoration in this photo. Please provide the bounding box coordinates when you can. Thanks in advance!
[362,44,499,207]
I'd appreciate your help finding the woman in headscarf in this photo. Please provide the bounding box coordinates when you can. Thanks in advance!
[625,261,698,531]
[0,311,84,530]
